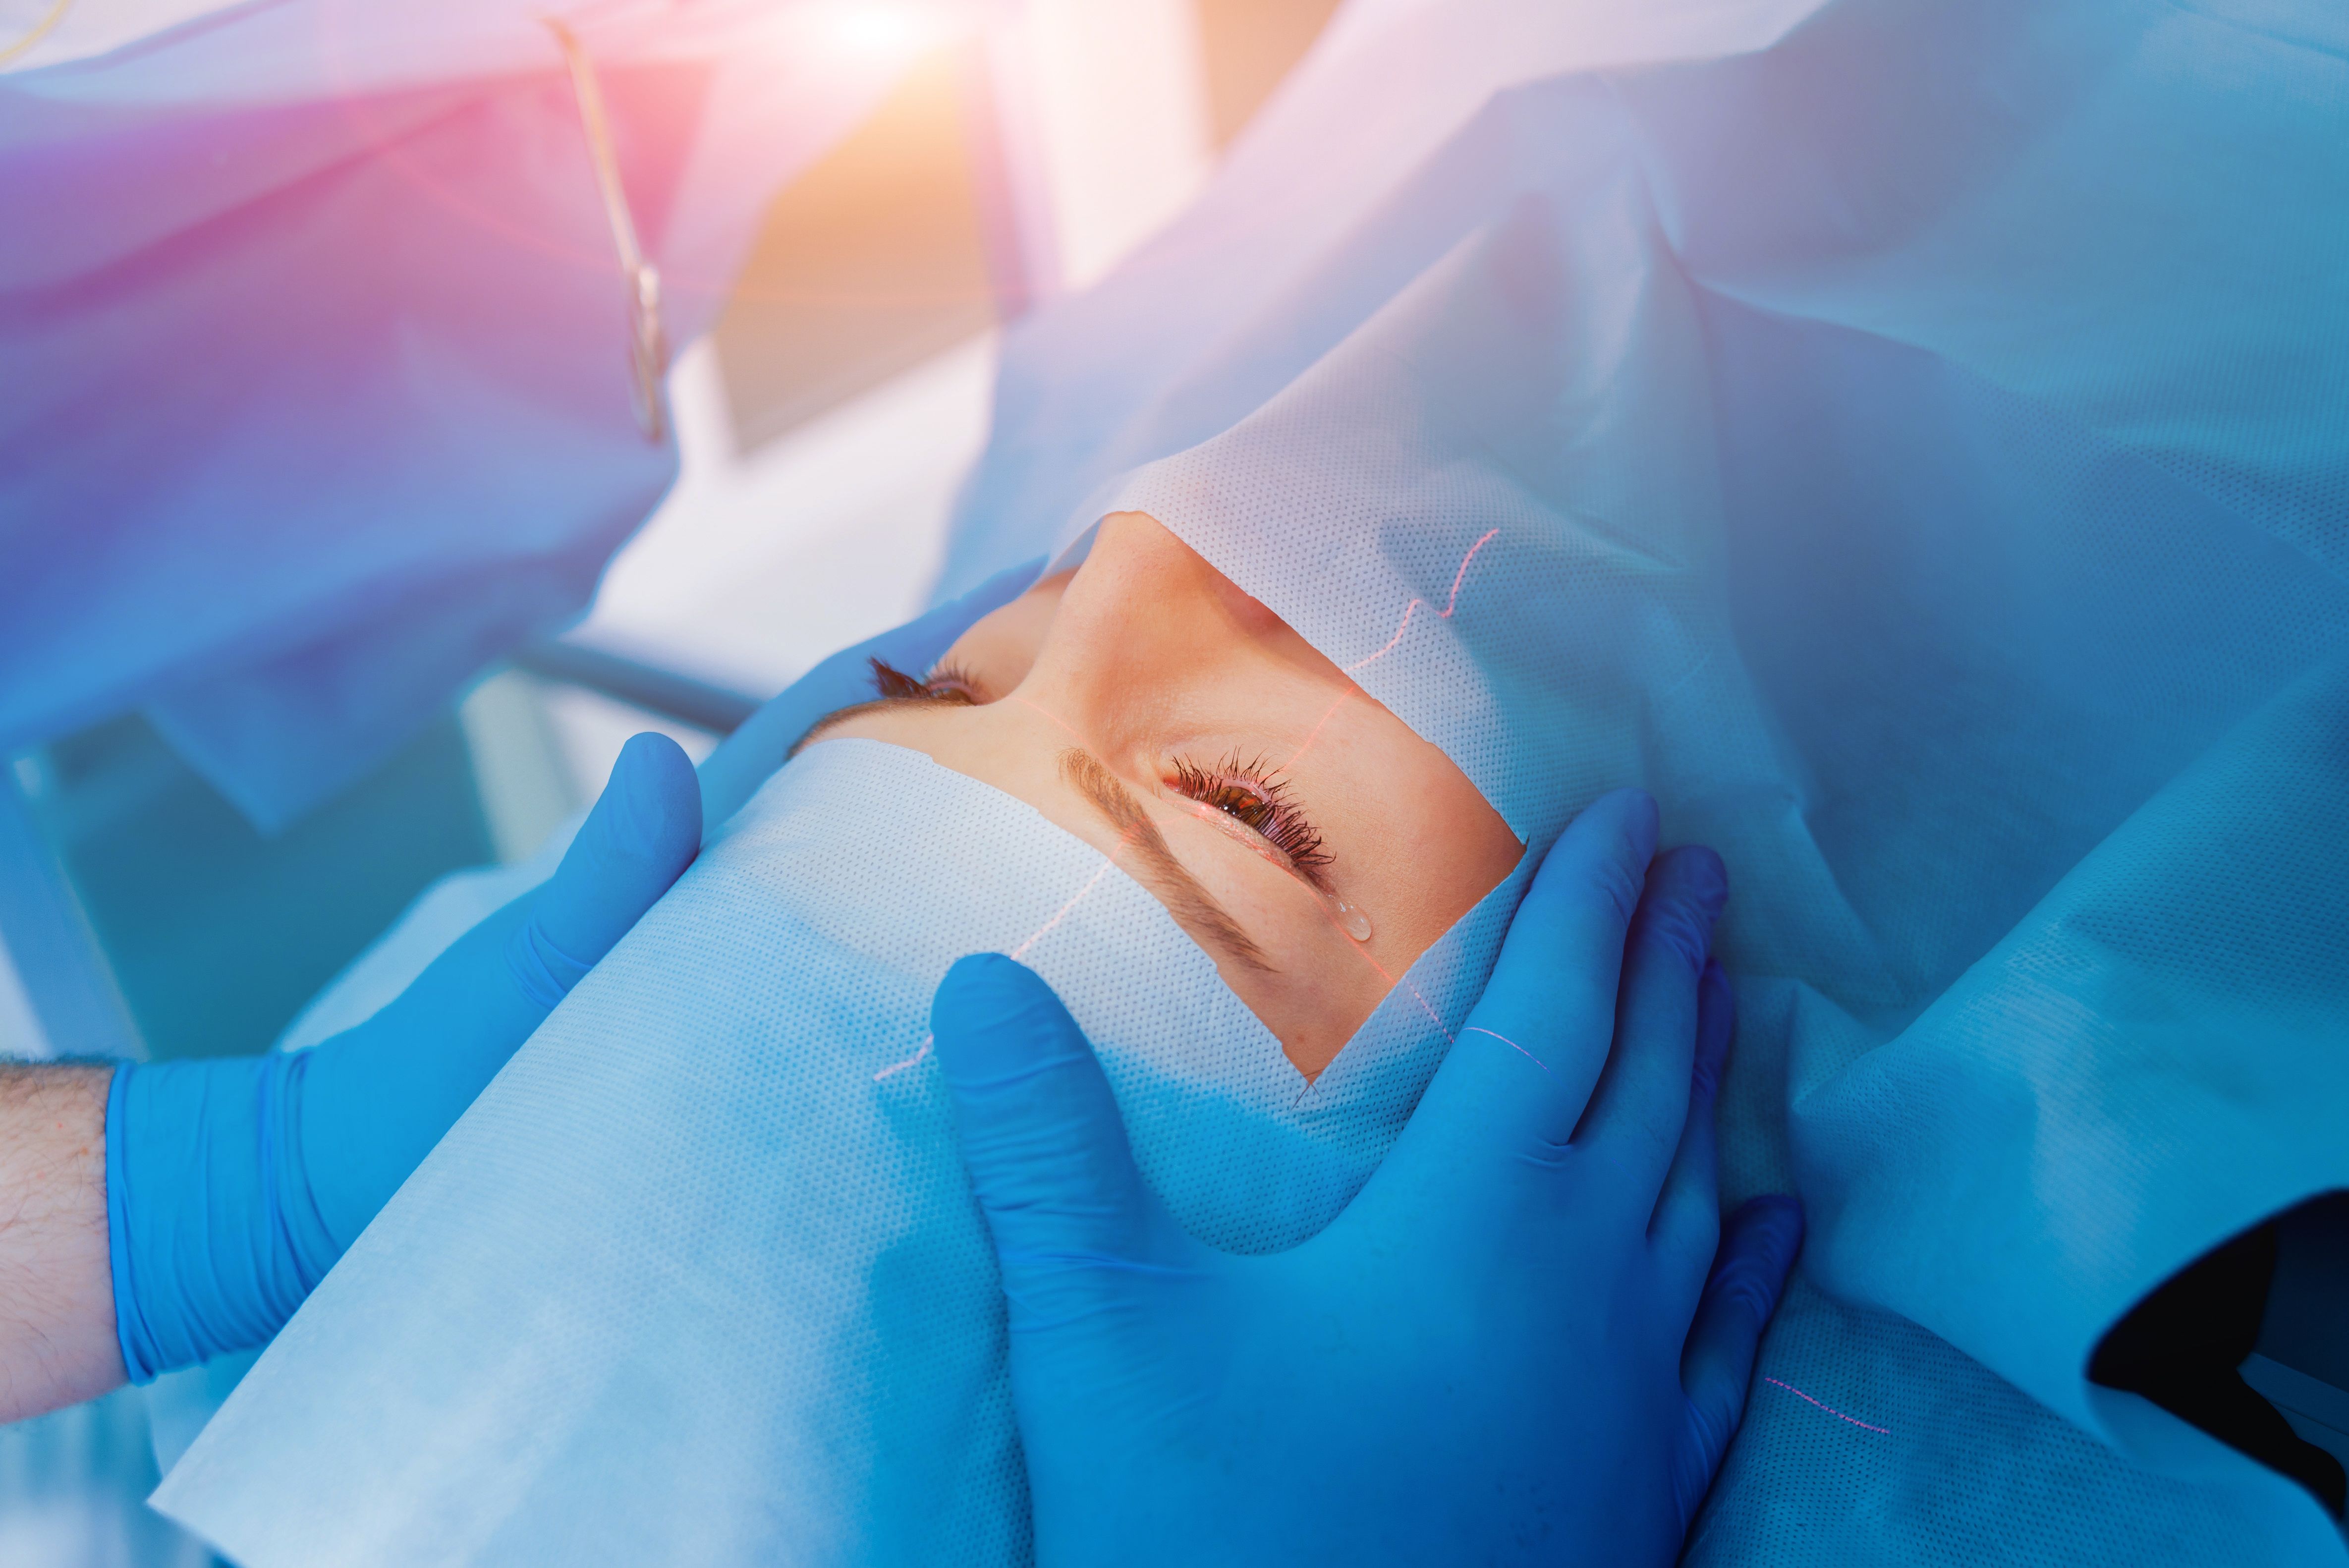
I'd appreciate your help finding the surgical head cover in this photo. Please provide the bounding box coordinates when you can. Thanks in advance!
[157,0,2349,1562]
[0,0,989,830]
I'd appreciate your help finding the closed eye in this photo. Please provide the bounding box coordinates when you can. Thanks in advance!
[870,658,982,705]
[787,659,981,756]
[1165,751,1335,892]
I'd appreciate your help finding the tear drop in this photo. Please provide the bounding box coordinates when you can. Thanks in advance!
[1334,899,1374,943]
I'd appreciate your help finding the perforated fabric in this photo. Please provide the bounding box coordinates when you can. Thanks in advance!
[948,0,2349,1557]
[153,740,1531,1565]
[1091,190,2349,1564]
[154,0,2349,1560]
[138,824,582,1480]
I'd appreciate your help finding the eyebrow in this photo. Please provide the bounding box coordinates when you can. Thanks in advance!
[789,694,1276,973]
[1058,748,1273,973]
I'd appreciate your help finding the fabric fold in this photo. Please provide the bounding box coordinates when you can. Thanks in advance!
[1,1,989,827]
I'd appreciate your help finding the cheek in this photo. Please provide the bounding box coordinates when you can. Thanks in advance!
[1244,927,1398,1079]
[1175,837,1396,1068]
[1345,785,1521,957]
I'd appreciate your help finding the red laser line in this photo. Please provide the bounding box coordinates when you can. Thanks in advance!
[1288,898,1447,1101]
[1009,859,1118,961]
[875,851,1122,1081]
[1442,529,1501,615]
[977,731,1473,1099]
[1399,980,1455,1045]
[872,1036,932,1081]
[1022,685,1410,1041]
[1277,688,1352,774]
[1462,1024,1549,1073]
[877,813,1132,1082]
[1342,528,1501,676]
[1343,604,1421,674]
[1290,528,1509,1088]
[1012,693,1086,743]
[1763,1378,1888,1435]
[1005,696,1150,952]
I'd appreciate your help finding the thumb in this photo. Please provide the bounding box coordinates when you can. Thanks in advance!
[507,731,701,1008]
[931,954,1178,1331]
[295,732,700,1250]
[1672,1194,1806,1529]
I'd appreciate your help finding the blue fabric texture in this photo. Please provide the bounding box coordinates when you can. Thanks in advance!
[118,568,1036,1455]
[103,732,702,1380]
[149,738,1537,1566]
[107,0,2349,1560]
[922,815,1803,1568]
[0,1,966,829]
[924,0,2349,1559]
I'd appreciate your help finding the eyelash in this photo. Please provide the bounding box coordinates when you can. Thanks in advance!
[1168,752,1334,886]
[870,658,981,705]
[868,663,1333,887]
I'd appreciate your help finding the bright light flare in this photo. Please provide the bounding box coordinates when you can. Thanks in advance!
[823,3,943,59]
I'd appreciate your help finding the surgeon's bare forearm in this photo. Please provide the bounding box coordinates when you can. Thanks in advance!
[0,1065,124,1421]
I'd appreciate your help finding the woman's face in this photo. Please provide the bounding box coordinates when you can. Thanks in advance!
[807,513,1521,1076]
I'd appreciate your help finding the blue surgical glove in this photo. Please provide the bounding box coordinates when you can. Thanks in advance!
[105,731,701,1382]
[930,789,1806,1567]
[102,558,1044,1384]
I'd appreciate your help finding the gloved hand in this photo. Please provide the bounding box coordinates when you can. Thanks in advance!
[102,557,1042,1384]
[106,731,701,1382]
[930,789,1805,1567]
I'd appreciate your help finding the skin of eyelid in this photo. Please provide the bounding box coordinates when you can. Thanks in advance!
[788,689,969,759]
[1163,756,1333,893]
[928,554,1344,919]
[805,514,1522,1074]
[802,690,1315,994]
[811,697,1388,1072]
[1059,748,1272,972]
[993,520,1495,963]
[782,665,1304,967]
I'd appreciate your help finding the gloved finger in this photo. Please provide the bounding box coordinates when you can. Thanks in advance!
[1649,961,1734,1302]
[1571,845,1727,1197]
[298,732,701,1248]
[1382,790,1658,1193]
[932,954,1187,1334]
[1670,1195,1805,1531]
[506,731,702,1010]
[697,556,1045,830]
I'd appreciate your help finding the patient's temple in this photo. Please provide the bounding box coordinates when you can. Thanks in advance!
[806,512,1523,1077]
